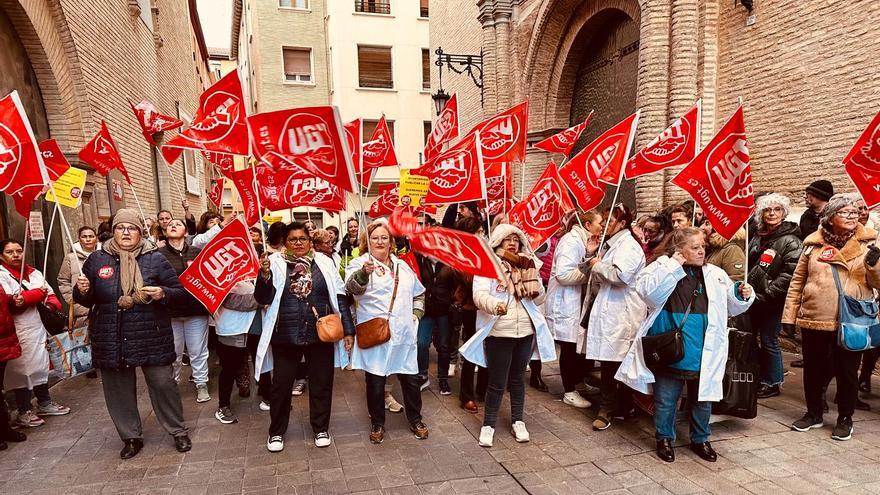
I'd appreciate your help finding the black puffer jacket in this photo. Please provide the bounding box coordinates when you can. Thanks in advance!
[416,254,456,317]
[159,241,210,318]
[74,245,185,369]
[747,221,802,307]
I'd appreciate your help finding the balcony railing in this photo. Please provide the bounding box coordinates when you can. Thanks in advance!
[354,1,391,15]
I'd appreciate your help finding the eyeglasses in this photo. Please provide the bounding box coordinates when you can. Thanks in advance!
[370,235,390,243]
[287,237,310,244]
[763,207,785,214]
[114,225,139,233]
[836,210,860,219]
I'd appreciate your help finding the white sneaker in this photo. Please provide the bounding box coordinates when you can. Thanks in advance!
[292,379,307,396]
[563,391,591,409]
[314,432,332,448]
[448,363,457,377]
[259,401,271,411]
[478,426,495,448]
[196,384,211,403]
[384,393,403,413]
[511,421,530,443]
[420,378,430,392]
[267,435,284,452]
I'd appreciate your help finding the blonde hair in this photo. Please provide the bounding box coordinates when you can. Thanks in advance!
[359,222,392,254]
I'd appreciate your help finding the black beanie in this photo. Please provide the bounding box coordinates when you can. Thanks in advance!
[805,180,833,202]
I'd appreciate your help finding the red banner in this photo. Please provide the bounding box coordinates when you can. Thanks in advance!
[203,150,236,177]
[129,99,183,146]
[247,106,356,193]
[533,111,593,156]
[255,164,345,212]
[562,110,640,188]
[626,102,701,179]
[413,132,486,205]
[465,101,528,164]
[0,91,51,216]
[229,168,263,226]
[362,115,398,169]
[485,198,515,216]
[509,162,576,249]
[671,106,754,240]
[344,119,373,190]
[368,184,402,218]
[79,120,132,184]
[179,218,260,314]
[162,71,250,163]
[38,139,71,181]
[208,177,224,209]
[484,162,513,201]
[843,110,880,208]
[424,94,459,161]
[409,227,503,280]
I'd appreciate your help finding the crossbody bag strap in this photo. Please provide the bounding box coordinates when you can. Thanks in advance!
[675,281,702,333]
[387,264,400,317]
[830,265,845,296]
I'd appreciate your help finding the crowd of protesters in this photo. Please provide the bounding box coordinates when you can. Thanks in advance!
[0,179,878,464]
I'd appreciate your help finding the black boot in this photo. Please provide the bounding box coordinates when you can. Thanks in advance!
[529,371,548,392]
[689,442,717,462]
[757,384,780,399]
[656,439,674,462]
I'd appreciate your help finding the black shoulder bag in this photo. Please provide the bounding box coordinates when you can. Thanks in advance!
[640,282,701,370]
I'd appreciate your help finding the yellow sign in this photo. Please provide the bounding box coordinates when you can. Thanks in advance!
[45,167,87,208]
[262,215,283,224]
[398,169,430,207]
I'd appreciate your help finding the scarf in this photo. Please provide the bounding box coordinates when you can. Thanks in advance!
[1,262,33,284]
[500,257,542,300]
[283,251,313,299]
[821,226,855,250]
[104,238,151,309]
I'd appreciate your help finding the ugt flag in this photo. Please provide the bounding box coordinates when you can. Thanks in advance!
[162,70,250,163]
[484,162,513,202]
[255,163,345,213]
[79,120,132,184]
[509,162,575,250]
[208,178,224,209]
[179,218,260,314]
[424,94,459,161]
[626,101,701,179]
[0,91,52,217]
[671,106,754,240]
[533,111,593,156]
[247,106,357,193]
[344,119,373,190]
[413,132,486,206]
[466,101,528,164]
[38,139,71,181]
[203,150,236,177]
[843,110,880,208]
[128,100,183,146]
[362,115,398,169]
[229,167,263,227]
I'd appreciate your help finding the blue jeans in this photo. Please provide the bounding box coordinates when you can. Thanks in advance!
[417,315,451,380]
[172,316,210,385]
[653,373,711,444]
[754,306,784,386]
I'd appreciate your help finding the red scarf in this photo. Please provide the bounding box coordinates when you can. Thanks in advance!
[1,261,33,282]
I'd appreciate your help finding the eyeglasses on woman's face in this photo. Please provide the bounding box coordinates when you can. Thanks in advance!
[287,236,310,244]
[114,225,139,233]
[836,209,860,219]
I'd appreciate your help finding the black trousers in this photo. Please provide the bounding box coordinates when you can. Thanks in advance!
[599,360,632,413]
[216,341,248,408]
[269,342,335,437]
[802,329,861,419]
[483,335,533,428]
[365,372,422,426]
[860,347,880,385]
[247,335,272,401]
[559,341,587,393]
[458,310,487,403]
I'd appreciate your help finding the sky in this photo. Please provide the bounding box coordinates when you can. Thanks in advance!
[196,0,233,51]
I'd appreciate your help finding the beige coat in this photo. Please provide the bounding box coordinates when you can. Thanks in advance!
[782,224,880,331]
[57,248,92,329]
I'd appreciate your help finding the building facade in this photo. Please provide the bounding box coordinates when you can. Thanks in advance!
[431,0,880,214]
[0,0,212,278]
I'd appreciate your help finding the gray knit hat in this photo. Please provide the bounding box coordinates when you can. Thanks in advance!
[112,208,143,230]
[820,193,861,227]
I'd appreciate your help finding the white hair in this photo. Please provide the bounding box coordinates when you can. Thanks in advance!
[755,193,791,232]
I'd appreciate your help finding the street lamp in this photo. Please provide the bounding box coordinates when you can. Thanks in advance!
[432,46,483,111]
[431,88,451,116]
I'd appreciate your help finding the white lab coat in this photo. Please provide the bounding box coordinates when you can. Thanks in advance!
[214,281,257,337]
[614,257,754,401]
[545,226,590,343]
[584,230,647,362]
[346,254,425,376]
[0,266,52,390]
[255,252,349,376]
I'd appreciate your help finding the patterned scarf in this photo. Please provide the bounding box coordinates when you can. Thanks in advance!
[283,251,313,299]
[821,226,855,250]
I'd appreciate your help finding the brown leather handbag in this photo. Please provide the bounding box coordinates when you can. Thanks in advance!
[313,306,344,343]
[355,265,399,349]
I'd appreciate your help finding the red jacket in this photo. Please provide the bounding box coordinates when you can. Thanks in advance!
[0,285,21,362]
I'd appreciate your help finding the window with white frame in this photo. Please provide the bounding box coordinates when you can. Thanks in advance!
[283,47,312,83]
[279,0,309,9]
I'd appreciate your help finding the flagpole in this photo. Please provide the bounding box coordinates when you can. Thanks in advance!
[47,182,83,275]
[158,151,187,208]
[127,181,150,233]
[502,162,508,219]
[249,158,267,243]
[19,220,28,287]
[743,221,749,282]
[42,202,59,276]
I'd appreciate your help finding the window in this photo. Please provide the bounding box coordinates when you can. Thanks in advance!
[363,119,395,140]
[183,149,201,196]
[283,47,312,83]
[423,121,432,146]
[358,46,393,89]
[354,0,391,15]
[136,0,153,31]
[209,61,222,80]
[279,0,309,8]
[420,0,429,18]
[293,212,322,228]
[421,49,431,90]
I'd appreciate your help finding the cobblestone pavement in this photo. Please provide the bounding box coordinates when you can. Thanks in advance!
[3,352,880,494]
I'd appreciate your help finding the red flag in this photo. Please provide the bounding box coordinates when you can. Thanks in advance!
[247,106,357,193]
[561,110,640,188]
[408,227,503,280]
[203,150,236,177]
[38,139,71,181]
[208,177,224,209]
[843,110,880,208]
[671,106,754,240]
[485,198,515,217]
[424,94,459,161]
[229,168,263,226]
[388,208,421,237]
[509,162,576,249]
[466,101,528,164]
[362,116,398,169]
[344,119,373,190]
[626,102,701,179]
[78,120,132,184]
[533,111,593,156]
[254,164,345,212]
[179,218,260,314]
[484,163,513,201]
[413,132,486,205]
[368,184,402,218]
[0,91,51,216]
[162,71,250,163]
[129,100,183,146]
[398,250,422,283]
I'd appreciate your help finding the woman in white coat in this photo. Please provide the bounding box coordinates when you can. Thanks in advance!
[583,205,646,431]
[545,211,600,409]
[345,221,428,445]
[460,224,556,448]
[615,227,753,463]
